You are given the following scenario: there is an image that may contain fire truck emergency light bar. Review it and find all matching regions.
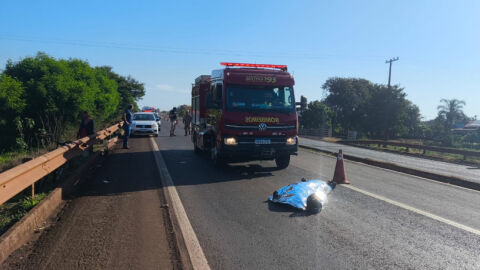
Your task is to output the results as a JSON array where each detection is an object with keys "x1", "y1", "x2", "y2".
[{"x1": 220, "y1": 62, "x2": 287, "y2": 70}]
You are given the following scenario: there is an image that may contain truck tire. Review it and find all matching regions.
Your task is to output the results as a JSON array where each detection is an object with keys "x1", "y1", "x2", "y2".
[
  {"x1": 211, "y1": 144, "x2": 225, "y2": 167},
  {"x1": 275, "y1": 154, "x2": 290, "y2": 169}
]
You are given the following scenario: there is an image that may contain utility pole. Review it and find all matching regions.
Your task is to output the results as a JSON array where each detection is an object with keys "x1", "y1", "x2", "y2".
[{"x1": 385, "y1": 57, "x2": 399, "y2": 87}]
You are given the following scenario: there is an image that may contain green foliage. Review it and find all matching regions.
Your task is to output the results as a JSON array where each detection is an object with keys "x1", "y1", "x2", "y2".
[
  {"x1": 0, "y1": 74, "x2": 27, "y2": 149},
  {"x1": 0, "y1": 74, "x2": 25, "y2": 113},
  {"x1": 300, "y1": 101, "x2": 332, "y2": 129},
  {"x1": 436, "y1": 99, "x2": 468, "y2": 129},
  {"x1": 364, "y1": 85, "x2": 420, "y2": 138},
  {"x1": 21, "y1": 193, "x2": 47, "y2": 209},
  {"x1": 323, "y1": 77, "x2": 373, "y2": 132},
  {"x1": 317, "y1": 77, "x2": 421, "y2": 139},
  {"x1": 0, "y1": 193, "x2": 47, "y2": 235},
  {"x1": 97, "y1": 66, "x2": 145, "y2": 114},
  {"x1": 0, "y1": 52, "x2": 144, "y2": 152},
  {"x1": 176, "y1": 104, "x2": 190, "y2": 117},
  {"x1": 421, "y1": 99, "x2": 475, "y2": 147}
]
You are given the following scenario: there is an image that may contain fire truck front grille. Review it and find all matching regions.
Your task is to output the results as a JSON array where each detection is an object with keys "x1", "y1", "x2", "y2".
[{"x1": 225, "y1": 124, "x2": 296, "y2": 131}]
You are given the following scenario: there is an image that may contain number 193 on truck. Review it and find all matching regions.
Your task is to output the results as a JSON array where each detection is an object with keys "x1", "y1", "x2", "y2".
[{"x1": 191, "y1": 62, "x2": 305, "y2": 169}]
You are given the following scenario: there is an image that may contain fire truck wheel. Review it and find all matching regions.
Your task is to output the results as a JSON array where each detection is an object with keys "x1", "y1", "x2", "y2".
[{"x1": 275, "y1": 154, "x2": 290, "y2": 169}]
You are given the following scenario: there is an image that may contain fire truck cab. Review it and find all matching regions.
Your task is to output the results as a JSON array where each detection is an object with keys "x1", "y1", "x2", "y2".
[{"x1": 191, "y1": 62, "x2": 299, "y2": 169}]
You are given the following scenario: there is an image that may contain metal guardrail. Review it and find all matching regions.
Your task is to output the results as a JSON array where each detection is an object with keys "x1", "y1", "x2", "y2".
[
  {"x1": 299, "y1": 128, "x2": 332, "y2": 138},
  {"x1": 344, "y1": 140, "x2": 480, "y2": 159},
  {"x1": 0, "y1": 122, "x2": 123, "y2": 205},
  {"x1": 299, "y1": 128, "x2": 359, "y2": 140}
]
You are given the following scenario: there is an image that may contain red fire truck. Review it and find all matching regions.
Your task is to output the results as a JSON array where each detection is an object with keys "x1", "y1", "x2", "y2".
[{"x1": 191, "y1": 62, "x2": 303, "y2": 169}]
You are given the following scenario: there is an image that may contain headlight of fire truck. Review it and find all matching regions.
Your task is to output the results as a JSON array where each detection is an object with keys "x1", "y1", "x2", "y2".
[
  {"x1": 224, "y1": 137, "x2": 238, "y2": 146},
  {"x1": 286, "y1": 136, "x2": 297, "y2": 145}
]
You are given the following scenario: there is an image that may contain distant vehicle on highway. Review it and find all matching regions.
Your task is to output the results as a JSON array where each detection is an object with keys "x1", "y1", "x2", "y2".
[
  {"x1": 132, "y1": 112, "x2": 159, "y2": 137},
  {"x1": 141, "y1": 106, "x2": 156, "y2": 112}
]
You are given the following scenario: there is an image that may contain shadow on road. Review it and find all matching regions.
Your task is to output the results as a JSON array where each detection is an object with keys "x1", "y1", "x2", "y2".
[
  {"x1": 266, "y1": 200, "x2": 317, "y2": 217},
  {"x1": 157, "y1": 147, "x2": 279, "y2": 187},
  {"x1": 73, "y1": 137, "x2": 281, "y2": 198}
]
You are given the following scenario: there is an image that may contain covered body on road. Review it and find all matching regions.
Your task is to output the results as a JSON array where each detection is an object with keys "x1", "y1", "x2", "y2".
[{"x1": 269, "y1": 179, "x2": 336, "y2": 213}]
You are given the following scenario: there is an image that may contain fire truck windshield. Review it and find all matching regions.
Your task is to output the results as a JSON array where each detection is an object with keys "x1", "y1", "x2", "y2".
[{"x1": 226, "y1": 85, "x2": 295, "y2": 113}]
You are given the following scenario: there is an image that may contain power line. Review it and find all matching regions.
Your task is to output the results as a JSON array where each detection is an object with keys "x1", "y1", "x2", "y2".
[
  {"x1": 385, "y1": 57, "x2": 399, "y2": 87},
  {"x1": 0, "y1": 35, "x2": 386, "y2": 61}
]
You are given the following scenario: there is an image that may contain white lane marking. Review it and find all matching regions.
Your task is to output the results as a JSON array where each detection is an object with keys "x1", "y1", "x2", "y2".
[
  {"x1": 299, "y1": 146, "x2": 480, "y2": 194},
  {"x1": 342, "y1": 184, "x2": 480, "y2": 236},
  {"x1": 150, "y1": 137, "x2": 211, "y2": 270}
]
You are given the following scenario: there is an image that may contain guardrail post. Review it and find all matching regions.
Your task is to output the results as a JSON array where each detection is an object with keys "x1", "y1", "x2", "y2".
[{"x1": 31, "y1": 183, "x2": 35, "y2": 199}]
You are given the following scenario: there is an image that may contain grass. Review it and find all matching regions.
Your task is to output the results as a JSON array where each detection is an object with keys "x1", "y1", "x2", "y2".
[
  {"x1": 0, "y1": 153, "x2": 90, "y2": 236},
  {"x1": 0, "y1": 148, "x2": 52, "y2": 173},
  {"x1": 0, "y1": 144, "x2": 108, "y2": 236},
  {"x1": 321, "y1": 137, "x2": 342, "y2": 143},
  {"x1": 0, "y1": 193, "x2": 48, "y2": 235},
  {"x1": 0, "y1": 151, "x2": 27, "y2": 172},
  {"x1": 0, "y1": 122, "x2": 121, "y2": 235}
]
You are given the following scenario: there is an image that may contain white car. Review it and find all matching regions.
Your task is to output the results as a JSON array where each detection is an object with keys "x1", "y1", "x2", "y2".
[{"x1": 132, "y1": 112, "x2": 159, "y2": 137}]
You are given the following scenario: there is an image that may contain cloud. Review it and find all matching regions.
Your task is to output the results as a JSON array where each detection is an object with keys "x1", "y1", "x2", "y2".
[
  {"x1": 155, "y1": 84, "x2": 174, "y2": 91},
  {"x1": 154, "y1": 84, "x2": 188, "y2": 94}
]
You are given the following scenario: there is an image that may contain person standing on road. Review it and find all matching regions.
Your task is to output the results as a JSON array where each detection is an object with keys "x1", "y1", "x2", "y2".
[
  {"x1": 169, "y1": 107, "x2": 178, "y2": 136},
  {"x1": 183, "y1": 109, "x2": 192, "y2": 136},
  {"x1": 123, "y1": 104, "x2": 133, "y2": 149},
  {"x1": 77, "y1": 111, "x2": 95, "y2": 139}
]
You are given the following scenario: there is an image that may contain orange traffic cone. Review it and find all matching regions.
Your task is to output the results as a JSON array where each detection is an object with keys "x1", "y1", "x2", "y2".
[{"x1": 332, "y1": 150, "x2": 350, "y2": 184}]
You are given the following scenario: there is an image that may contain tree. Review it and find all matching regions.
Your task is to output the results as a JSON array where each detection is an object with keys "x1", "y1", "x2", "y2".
[
  {"x1": 1, "y1": 52, "x2": 125, "y2": 150},
  {"x1": 364, "y1": 85, "x2": 420, "y2": 139},
  {"x1": 0, "y1": 74, "x2": 26, "y2": 149},
  {"x1": 300, "y1": 101, "x2": 332, "y2": 129},
  {"x1": 322, "y1": 77, "x2": 420, "y2": 139},
  {"x1": 437, "y1": 99, "x2": 467, "y2": 128},
  {"x1": 176, "y1": 104, "x2": 191, "y2": 117},
  {"x1": 97, "y1": 66, "x2": 145, "y2": 113},
  {"x1": 323, "y1": 78, "x2": 374, "y2": 132}
]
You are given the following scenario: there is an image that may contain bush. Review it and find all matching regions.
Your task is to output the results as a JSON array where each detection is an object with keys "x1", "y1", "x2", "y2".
[{"x1": 0, "y1": 52, "x2": 144, "y2": 152}]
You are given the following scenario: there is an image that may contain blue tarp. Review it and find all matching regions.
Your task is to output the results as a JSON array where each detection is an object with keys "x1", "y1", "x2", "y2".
[{"x1": 268, "y1": 179, "x2": 335, "y2": 212}]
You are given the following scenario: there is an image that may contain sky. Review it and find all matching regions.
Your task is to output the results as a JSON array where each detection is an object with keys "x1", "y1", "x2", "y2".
[{"x1": 1, "y1": 0, "x2": 479, "y2": 120}]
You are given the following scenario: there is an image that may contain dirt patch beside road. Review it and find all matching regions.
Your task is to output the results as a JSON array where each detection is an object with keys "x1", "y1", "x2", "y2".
[{"x1": 1, "y1": 137, "x2": 180, "y2": 270}]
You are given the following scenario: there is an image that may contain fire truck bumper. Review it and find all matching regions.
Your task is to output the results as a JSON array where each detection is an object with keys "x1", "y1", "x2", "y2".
[{"x1": 220, "y1": 144, "x2": 298, "y2": 161}]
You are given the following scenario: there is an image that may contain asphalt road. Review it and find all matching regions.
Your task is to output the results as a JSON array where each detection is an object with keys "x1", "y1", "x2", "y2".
[
  {"x1": 1, "y1": 137, "x2": 178, "y2": 270},
  {"x1": 300, "y1": 137, "x2": 480, "y2": 184},
  {"x1": 3, "y1": 123, "x2": 480, "y2": 269},
  {"x1": 158, "y1": 124, "x2": 480, "y2": 269}
]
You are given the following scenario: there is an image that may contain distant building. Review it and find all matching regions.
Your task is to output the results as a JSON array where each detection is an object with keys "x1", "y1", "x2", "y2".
[
  {"x1": 452, "y1": 120, "x2": 480, "y2": 133},
  {"x1": 465, "y1": 120, "x2": 480, "y2": 129}
]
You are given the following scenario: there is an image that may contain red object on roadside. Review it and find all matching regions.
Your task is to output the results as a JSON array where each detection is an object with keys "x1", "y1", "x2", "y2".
[{"x1": 332, "y1": 150, "x2": 350, "y2": 184}]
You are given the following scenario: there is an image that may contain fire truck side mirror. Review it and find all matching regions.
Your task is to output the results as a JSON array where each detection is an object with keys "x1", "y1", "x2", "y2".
[{"x1": 296, "y1": 95, "x2": 307, "y2": 111}]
